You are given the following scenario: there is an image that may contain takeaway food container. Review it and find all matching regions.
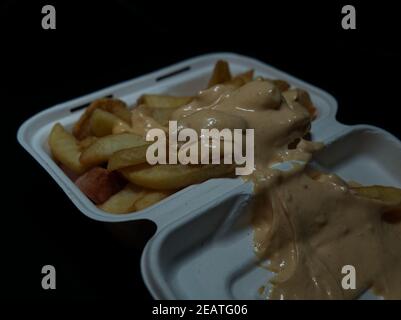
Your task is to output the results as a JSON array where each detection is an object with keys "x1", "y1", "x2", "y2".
[{"x1": 17, "y1": 53, "x2": 401, "y2": 299}]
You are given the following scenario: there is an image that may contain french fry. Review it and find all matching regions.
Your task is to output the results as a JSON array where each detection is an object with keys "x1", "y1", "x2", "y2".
[
  {"x1": 78, "y1": 136, "x2": 98, "y2": 151},
  {"x1": 296, "y1": 89, "x2": 317, "y2": 119},
  {"x1": 80, "y1": 133, "x2": 147, "y2": 167},
  {"x1": 351, "y1": 185, "x2": 401, "y2": 222},
  {"x1": 90, "y1": 109, "x2": 128, "y2": 137},
  {"x1": 351, "y1": 186, "x2": 401, "y2": 206},
  {"x1": 225, "y1": 70, "x2": 254, "y2": 87},
  {"x1": 134, "y1": 100, "x2": 184, "y2": 126},
  {"x1": 272, "y1": 79, "x2": 290, "y2": 92},
  {"x1": 138, "y1": 95, "x2": 193, "y2": 108},
  {"x1": 107, "y1": 145, "x2": 149, "y2": 171},
  {"x1": 99, "y1": 184, "x2": 146, "y2": 214},
  {"x1": 59, "y1": 163, "x2": 81, "y2": 182},
  {"x1": 146, "y1": 107, "x2": 176, "y2": 126},
  {"x1": 73, "y1": 98, "x2": 131, "y2": 140},
  {"x1": 49, "y1": 123, "x2": 87, "y2": 174},
  {"x1": 283, "y1": 89, "x2": 317, "y2": 119},
  {"x1": 137, "y1": 94, "x2": 193, "y2": 126},
  {"x1": 120, "y1": 164, "x2": 235, "y2": 190},
  {"x1": 208, "y1": 60, "x2": 232, "y2": 87},
  {"x1": 134, "y1": 190, "x2": 171, "y2": 211},
  {"x1": 107, "y1": 101, "x2": 132, "y2": 123}
]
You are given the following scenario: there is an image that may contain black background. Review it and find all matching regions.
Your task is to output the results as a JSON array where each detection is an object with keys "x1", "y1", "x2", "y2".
[{"x1": 2, "y1": 0, "x2": 400, "y2": 301}]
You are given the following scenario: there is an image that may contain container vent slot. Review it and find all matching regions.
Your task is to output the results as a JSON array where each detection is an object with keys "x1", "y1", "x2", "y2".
[{"x1": 156, "y1": 66, "x2": 190, "y2": 82}]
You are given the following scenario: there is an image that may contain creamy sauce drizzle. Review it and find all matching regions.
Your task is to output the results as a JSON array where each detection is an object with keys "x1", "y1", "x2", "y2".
[
  {"x1": 126, "y1": 78, "x2": 401, "y2": 299},
  {"x1": 252, "y1": 170, "x2": 401, "y2": 299}
]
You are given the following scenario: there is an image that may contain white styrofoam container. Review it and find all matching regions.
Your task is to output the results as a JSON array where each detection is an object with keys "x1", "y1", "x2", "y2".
[{"x1": 17, "y1": 53, "x2": 401, "y2": 299}]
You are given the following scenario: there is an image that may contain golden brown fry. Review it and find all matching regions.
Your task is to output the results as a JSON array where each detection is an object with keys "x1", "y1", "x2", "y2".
[
  {"x1": 138, "y1": 95, "x2": 193, "y2": 109},
  {"x1": 80, "y1": 133, "x2": 147, "y2": 167},
  {"x1": 272, "y1": 79, "x2": 290, "y2": 92},
  {"x1": 147, "y1": 107, "x2": 177, "y2": 126},
  {"x1": 90, "y1": 109, "x2": 128, "y2": 137},
  {"x1": 208, "y1": 60, "x2": 232, "y2": 87},
  {"x1": 78, "y1": 136, "x2": 98, "y2": 151},
  {"x1": 136, "y1": 95, "x2": 192, "y2": 126},
  {"x1": 283, "y1": 89, "x2": 317, "y2": 119},
  {"x1": 49, "y1": 123, "x2": 87, "y2": 174},
  {"x1": 351, "y1": 185, "x2": 401, "y2": 206},
  {"x1": 134, "y1": 190, "x2": 171, "y2": 211},
  {"x1": 107, "y1": 145, "x2": 149, "y2": 171},
  {"x1": 108, "y1": 102, "x2": 132, "y2": 123},
  {"x1": 72, "y1": 98, "x2": 131, "y2": 140},
  {"x1": 99, "y1": 184, "x2": 146, "y2": 214},
  {"x1": 224, "y1": 70, "x2": 254, "y2": 87},
  {"x1": 120, "y1": 164, "x2": 235, "y2": 190},
  {"x1": 351, "y1": 185, "x2": 401, "y2": 222},
  {"x1": 296, "y1": 89, "x2": 317, "y2": 119}
]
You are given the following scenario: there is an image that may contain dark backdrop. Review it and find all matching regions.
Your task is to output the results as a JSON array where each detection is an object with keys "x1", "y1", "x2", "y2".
[{"x1": 2, "y1": 0, "x2": 400, "y2": 300}]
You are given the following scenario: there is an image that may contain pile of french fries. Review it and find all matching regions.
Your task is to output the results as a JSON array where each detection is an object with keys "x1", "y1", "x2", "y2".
[
  {"x1": 48, "y1": 60, "x2": 401, "y2": 217},
  {"x1": 48, "y1": 61, "x2": 267, "y2": 213}
]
